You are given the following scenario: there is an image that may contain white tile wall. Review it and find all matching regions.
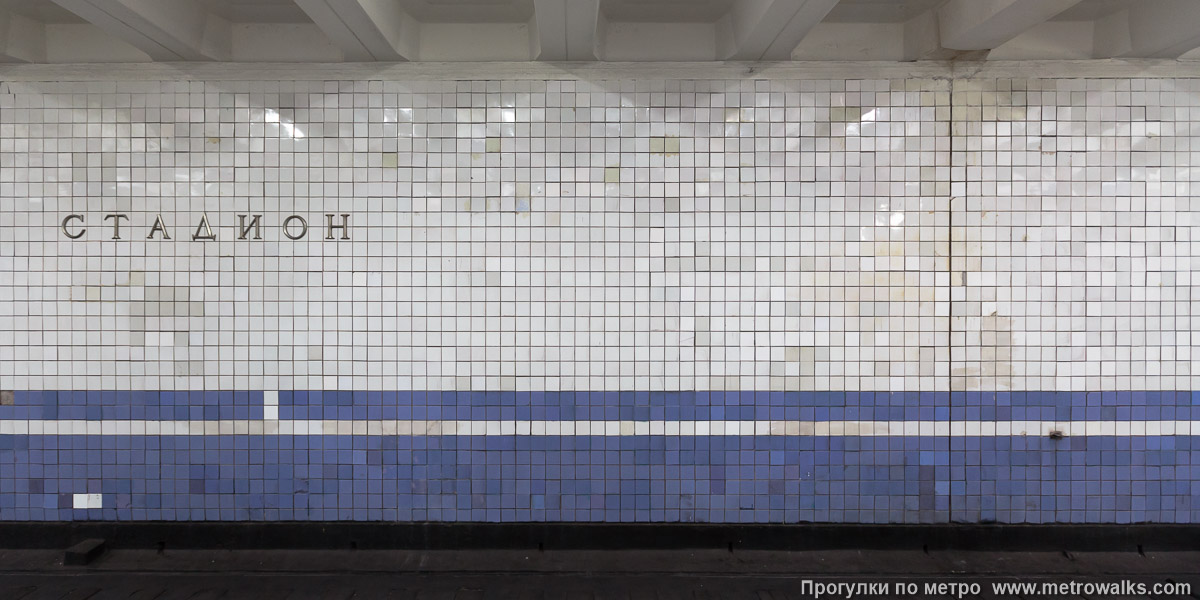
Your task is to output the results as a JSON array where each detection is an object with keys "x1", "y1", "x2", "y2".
[
  {"x1": 0, "y1": 74, "x2": 1195, "y2": 392},
  {"x1": 952, "y1": 78, "x2": 1200, "y2": 392}
]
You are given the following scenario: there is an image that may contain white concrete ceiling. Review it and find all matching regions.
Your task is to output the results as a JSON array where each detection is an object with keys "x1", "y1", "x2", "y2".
[
  {"x1": 198, "y1": 0, "x2": 313, "y2": 23},
  {"x1": 0, "y1": 0, "x2": 1197, "y2": 63},
  {"x1": 824, "y1": 0, "x2": 946, "y2": 23},
  {"x1": 600, "y1": 0, "x2": 739, "y2": 23}
]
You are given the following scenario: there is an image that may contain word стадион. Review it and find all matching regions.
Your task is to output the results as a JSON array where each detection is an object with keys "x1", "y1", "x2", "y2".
[{"x1": 61, "y1": 213, "x2": 352, "y2": 241}]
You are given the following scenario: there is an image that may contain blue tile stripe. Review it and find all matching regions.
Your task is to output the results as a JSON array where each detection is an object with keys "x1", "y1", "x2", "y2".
[
  {"x1": 2, "y1": 391, "x2": 1197, "y2": 523},
  {"x1": 2, "y1": 391, "x2": 1198, "y2": 422},
  {"x1": 0, "y1": 434, "x2": 1195, "y2": 523}
]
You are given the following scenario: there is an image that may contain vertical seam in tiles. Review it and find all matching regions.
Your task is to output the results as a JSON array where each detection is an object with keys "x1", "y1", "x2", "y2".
[
  {"x1": 947, "y1": 74, "x2": 959, "y2": 526},
  {"x1": 948, "y1": 75, "x2": 959, "y2": 398}
]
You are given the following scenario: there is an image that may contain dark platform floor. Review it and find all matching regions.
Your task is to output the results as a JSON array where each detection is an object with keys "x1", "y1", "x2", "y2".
[{"x1": 0, "y1": 548, "x2": 1197, "y2": 599}]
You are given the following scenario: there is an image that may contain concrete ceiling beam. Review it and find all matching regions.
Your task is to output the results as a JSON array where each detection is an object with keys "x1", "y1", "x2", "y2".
[
  {"x1": 0, "y1": 9, "x2": 47, "y2": 62},
  {"x1": 293, "y1": 0, "x2": 416, "y2": 61},
  {"x1": 936, "y1": 0, "x2": 1083, "y2": 51},
  {"x1": 48, "y1": 0, "x2": 229, "y2": 61},
  {"x1": 533, "y1": 0, "x2": 601, "y2": 61},
  {"x1": 1094, "y1": 0, "x2": 1200, "y2": 58},
  {"x1": 721, "y1": 0, "x2": 841, "y2": 60}
]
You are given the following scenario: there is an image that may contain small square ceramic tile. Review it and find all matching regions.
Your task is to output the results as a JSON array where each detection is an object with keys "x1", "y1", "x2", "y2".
[{"x1": 72, "y1": 494, "x2": 103, "y2": 510}]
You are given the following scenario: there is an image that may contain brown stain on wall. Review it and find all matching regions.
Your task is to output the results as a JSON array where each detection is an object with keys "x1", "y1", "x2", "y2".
[{"x1": 952, "y1": 313, "x2": 1013, "y2": 391}]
